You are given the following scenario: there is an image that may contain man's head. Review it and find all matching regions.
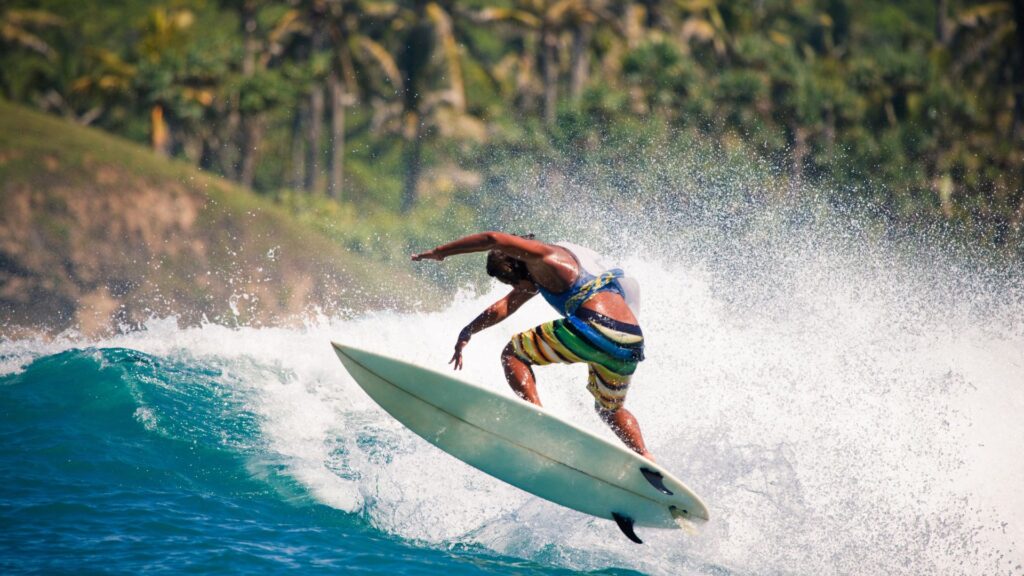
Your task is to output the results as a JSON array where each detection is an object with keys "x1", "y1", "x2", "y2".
[{"x1": 486, "y1": 233, "x2": 536, "y2": 286}]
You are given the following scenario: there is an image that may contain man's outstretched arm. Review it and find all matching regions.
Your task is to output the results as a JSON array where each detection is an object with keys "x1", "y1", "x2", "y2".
[{"x1": 412, "y1": 232, "x2": 551, "y2": 262}]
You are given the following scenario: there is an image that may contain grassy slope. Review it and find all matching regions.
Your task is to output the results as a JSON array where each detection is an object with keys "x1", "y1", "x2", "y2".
[{"x1": 0, "y1": 100, "x2": 433, "y2": 335}]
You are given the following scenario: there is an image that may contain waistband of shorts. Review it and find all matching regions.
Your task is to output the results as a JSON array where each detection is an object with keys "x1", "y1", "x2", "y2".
[
  {"x1": 573, "y1": 308, "x2": 644, "y2": 337},
  {"x1": 565, "y1": 314, "x2": 645, "y2": 362}
]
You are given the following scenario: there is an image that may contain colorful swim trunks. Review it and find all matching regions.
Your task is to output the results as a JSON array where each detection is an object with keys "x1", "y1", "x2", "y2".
[{"x1": 510, "y1": 311, "x2": 644, "y2": 411}]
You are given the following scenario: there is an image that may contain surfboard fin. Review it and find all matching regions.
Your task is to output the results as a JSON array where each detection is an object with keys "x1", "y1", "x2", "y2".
[
  {"x1": 640, "y1": 467, "x2": 674, "y2": 495},
  {"x1": 669, "y1": 506, "x2": 699, "y2": 535},
  {"x1": 611, "y1": 512, "x2": 643, "y2": 544}
]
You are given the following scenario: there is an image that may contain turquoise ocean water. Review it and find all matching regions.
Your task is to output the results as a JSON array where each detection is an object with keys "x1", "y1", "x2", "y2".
[{"x1": 0, "y1": 346, "x2": 637, "y2": 575}]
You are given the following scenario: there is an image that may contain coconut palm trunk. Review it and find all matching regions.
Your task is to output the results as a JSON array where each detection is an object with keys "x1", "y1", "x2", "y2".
[
  {"x1": 401, "y1": 111, "x2": 423, "y2": 213},
  {"x1": 542, "y1": 24, "x2": 558, "y2": 125},
  {"x1": 237, "y1": 0, "x2": 262, "y2": 188},
  {"x1": 239, "y1": 118, "x2": 263, "y2": 189},
  {"x1": 570, "y1": 22, "x2": 592, "y2": 100},
  {"x1": 397, "y1": 2, "x2": 432, "y2": 212},
  {"x1": 305, "y1": 83, "x2": 325, "y2": 193},
  {"x1": 327, "y1": 70, "x2": 346, "y2": 200},
  {"x1": 1012, "y1": 0, "x2": 1024, "y2": 138},
  {"x1": 289, "y1": 103, "x2": 306, "y2": 190},
  {"x1": 304, "y1": 17, "x2": 327, "y2": 194},
  {"x1": 151, "y1": 104, "x2": 172, "y2": 157}
]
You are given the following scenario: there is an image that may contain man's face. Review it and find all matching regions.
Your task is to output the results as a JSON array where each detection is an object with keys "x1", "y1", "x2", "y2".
[
  {"x1": 491, "y1": 252, "x2": 519, "y2": 284},
  {"x1": 514, "y1": 278, "x2": 535, "y2": 291}
]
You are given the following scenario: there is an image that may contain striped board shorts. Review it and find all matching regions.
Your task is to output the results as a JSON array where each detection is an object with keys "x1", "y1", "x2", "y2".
[{"x1": 510, "y1": 313, "x2": 644, "y2": 411}]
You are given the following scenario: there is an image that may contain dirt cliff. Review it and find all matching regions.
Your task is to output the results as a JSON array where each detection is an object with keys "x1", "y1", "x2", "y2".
[{"x1": 0, "y1": 101, "x2": 427, "y2": 336}]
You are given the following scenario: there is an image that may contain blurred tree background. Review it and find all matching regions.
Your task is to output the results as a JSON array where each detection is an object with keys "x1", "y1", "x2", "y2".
[{"x1": 2, "y1": 0, "x2": 1022, "y2": 255}]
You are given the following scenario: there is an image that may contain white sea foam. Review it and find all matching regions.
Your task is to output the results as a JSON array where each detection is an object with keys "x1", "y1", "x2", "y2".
[{"x1": 2, "y1": 202, "x2": 1023, "y2": 575}]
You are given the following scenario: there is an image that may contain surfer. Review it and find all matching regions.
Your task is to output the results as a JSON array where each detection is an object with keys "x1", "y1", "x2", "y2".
[{"x1": 412, "y1": 232, "x2": 653, "y2": 461}]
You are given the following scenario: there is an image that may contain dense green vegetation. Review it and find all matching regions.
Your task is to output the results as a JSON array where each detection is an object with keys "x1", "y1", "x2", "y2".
[{"x1": 2, "y1": 0, "x2": 1022, "y2": 252}]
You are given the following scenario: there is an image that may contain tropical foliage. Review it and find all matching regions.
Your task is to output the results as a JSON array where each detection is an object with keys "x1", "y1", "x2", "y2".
[{"x1": 2, "y1": 0, "x2": 1021, "y2": 252}]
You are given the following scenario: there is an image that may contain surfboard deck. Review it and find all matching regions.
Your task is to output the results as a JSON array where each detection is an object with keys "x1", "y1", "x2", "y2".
[{"x1": 331, "y1": 342, "x2": 709, "y2": 542}]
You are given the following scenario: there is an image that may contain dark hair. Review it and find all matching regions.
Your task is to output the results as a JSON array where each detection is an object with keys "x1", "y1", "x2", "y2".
[{"x1": 485, "y1": 233, "x2": 536, "y2": 285}]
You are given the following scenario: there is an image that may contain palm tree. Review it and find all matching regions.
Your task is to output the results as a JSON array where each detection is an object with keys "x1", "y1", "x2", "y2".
[
  {"x1": 67, "y1": 48, "x2": 137, "y2": 126},
  {"x1": 323, "y1": 0, "x2": 404, "y2": 200},
  {"x1": 274, "y1": 0, "x2": 405, "y2": 197},
  {"x1": 468, "y1": 5, "x2": 541, "y2": 111},
  {"x1": 234, "y1": 0, "x2": 304, "y2": 188},
  {"x1": 136, "y1": 7, "x2": 198, "y2": 156},
  {"x1": 1013, "y1": 0, "x2": 1024, "y2": 139},
  {"x1": 473, "y1": 0, "x2": 617, "y2": 124},
  {"x1": 0, "y1": 8, "x2": 62, "y2": 59},
  {"x1": 304, "y1": 5, "x2": 328, "y2": 194},
  {"x1": 936, "y1": 0, "x2": 1024, "y2": 231},
  {"x1": 390, "y1": 0, "x2": 475, "y2": 212},
  {"x1": 946, "y1": 1, "x2": 1022, "y2": 138},
  {"x1": 0, "y1": 8, "x2": 63, "y2": 99},
  {"x1": 677, "y1": 0, "x2": 732, "y2": 59}
]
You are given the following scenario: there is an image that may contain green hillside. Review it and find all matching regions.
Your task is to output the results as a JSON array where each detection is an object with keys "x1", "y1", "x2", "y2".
[{"x1": 0, "y1": 100, "x2": 432, "y2": 336}]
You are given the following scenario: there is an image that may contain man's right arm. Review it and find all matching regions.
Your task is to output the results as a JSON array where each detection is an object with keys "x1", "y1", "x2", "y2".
[{"x1": 412, "y1": 232, "x2": 551, "y2": 262}]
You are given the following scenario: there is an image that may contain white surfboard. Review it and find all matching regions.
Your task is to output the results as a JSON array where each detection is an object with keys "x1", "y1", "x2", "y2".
[{"x1": 332, "y1": 342, "x2": 709, "y2": 543}]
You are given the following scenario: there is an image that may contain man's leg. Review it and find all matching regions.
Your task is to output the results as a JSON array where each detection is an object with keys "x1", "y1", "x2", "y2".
[
  {"x1": 588, "y1": 365, "x2": 654, "y2": 460},
  {"x1": 501, "y1": 342, "x2": 542, "y2": 406},
  {"x1": 598, "y1": 406, "x2": 654, "y2": 461}
]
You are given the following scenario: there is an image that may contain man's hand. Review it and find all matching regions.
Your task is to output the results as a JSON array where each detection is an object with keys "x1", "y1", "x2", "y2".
[
  {"x1": 449, "y1": 327, "x2": 471, "y2": 370},
  {"x1": 411, "y1": 249, "x2": 443, "y2": 261}
]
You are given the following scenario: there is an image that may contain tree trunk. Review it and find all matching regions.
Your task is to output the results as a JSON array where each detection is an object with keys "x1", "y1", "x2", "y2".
[
  {"x1": 289, "y1": 103, "x2": 306, "y2": 190},
  {"x1": 397, "y1": 4, "x2": 430, "y2": 211},
  {"x1": 239, "y1": 117, "x2": 263, "y2": 189},
  {"x1": 791, "y1": 124, "x2": 807, "y2": 192},
  {"x1": 1012, "y1": 0, "x2": 1024, "y2": 139},
  {"x1": 305, "y1": 83, "x2": 324, "y2": 193},
  {"x1": 640, "y1": 0, "x2": 667, "y2": 30},
  {"x1": 517, "y1": 38, "x2": 537, "y2": 112},
  {"x1": 151, "y1": 104, "x2": 171, "y2": 157},
  {"x1": 624, "y1": 4, "x2": 644, "y2": 48},
  {"x1": 305, "y1": 16, "x2": 327, "y2": 194},
  {"x1": 237, "y1": 0, "x2": 259, "y2": 186},
  {"x1": 936, "y1": 0, "x2": 951, "y2": 46},
  {"x1": 542, "y1": 26, "x2": 558, "y2": 125},
  {"x1": 401, "y1": 111, "x2": 422, "y2": 213},
  {"x1": 199, "y1": 133, "x2": 217, "y2": 171},
  {"x1": 824, "y1": 107, "x2": 836, "y2": 154},
  {"x1": 221, "y1": 104, "x2": 241, "y2": 177},
  {"x1": 425, "y1": 2, "x2": 465, "y2": 112},
  {"x1": 242, "y1": 1, "x2": 258, "y2": 76},
  {"x1": 327, "y1": 71, "x2": 346, "y2": 200},
  {"x1": 570, "y1": 23, "x2": 592, "y2": 101}
]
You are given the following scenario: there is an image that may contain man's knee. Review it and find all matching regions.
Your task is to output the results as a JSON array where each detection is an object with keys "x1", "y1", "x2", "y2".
[
  {"x1": 502, "y1": 341, "x2": 533, "y2": 371},
  {"x1": 596, "y1": 403, "x2": 619, "y2": 421},
  {"x1": 501, "y1": 341, "x2": 518, "y2": 362}
]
